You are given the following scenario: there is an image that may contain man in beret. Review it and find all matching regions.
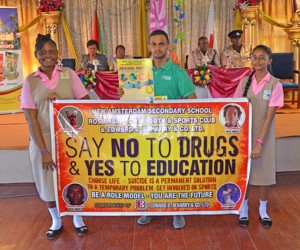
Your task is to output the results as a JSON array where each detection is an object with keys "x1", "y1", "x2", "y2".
[{"x1": 220, "y1": 29, "x2": 252, "y2": 68}]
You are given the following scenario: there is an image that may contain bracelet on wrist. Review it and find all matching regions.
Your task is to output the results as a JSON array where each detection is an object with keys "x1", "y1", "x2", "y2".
[
  {"x1": 255, "y1": 138, "x2": 264, "y2": 145},
  {"x1": 40, "y1": 149, "x2": 48, "y2": 154}
]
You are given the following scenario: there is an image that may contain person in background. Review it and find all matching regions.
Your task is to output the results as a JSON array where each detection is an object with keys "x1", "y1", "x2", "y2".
[
  {"x1": 79, "y1": 39, "x2": 108, "y2": 71},
  {"x1": 21, "y1": 34, "x2": 90, "y2": 240},
  {"x1": 234, "y1": 45, "x2": 284, "y2": 228},
  {"x1": 118, "y1": 29, "x2": 196, "y2": 229},
  {"x1": 188, "y1": 36, "x2": 220, "y2": 68},
  {"x1": 221, "y1": 30, "x2": 252, "y2": 68},
  {"x1": 109, "y1": 45, "x2": 132, "y2": 71},
  {"x1": 168, "y1": 50, "x2": 181, "y2": 66}
]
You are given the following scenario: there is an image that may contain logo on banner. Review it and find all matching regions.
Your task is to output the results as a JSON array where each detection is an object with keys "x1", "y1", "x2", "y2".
[
  {"x1": 219, "y1": 103, "x2": 246, "y2": 133},
  {"x1": 62, "y1": 183, "x2": 88, "y2": 211},
  {"x1": 57, "y1": 106, "x2": 84, "y2": 134},
  {"x1": 216, "y1": 183, "x2": 241, "y2": 210},
  {"x1": 135, "y1": 200, "x2": 148, "y2": 210}
]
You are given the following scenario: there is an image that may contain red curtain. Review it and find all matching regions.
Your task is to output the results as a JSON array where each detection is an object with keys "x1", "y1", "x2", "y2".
[
  {"x1": 94, "y1": 72, "x2": 119, "y2": 99},
  {"x1": 94, "y1": 67, "x2": 253, "y2": 100},
  {"x1": 208, "y1": 66, "x2": 252, "y2": 98}
]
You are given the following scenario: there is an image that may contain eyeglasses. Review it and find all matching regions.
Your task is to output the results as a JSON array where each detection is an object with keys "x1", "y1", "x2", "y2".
[
  {"x1": 37, "y1": 49, "x2": 57, "y2": 56},
  {"x1": 251, "y1": 56, "x2": 268, "y2": 61}
]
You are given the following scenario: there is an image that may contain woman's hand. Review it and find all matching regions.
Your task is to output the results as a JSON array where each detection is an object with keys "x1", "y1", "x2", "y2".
[
  {"x1": 42, "y1": 152, "x2": 57, "y2": 170},
  {"x1": 250, "y1": 143, "x2": 262, "y2": 159},
  {"x1": 45, "y1": 92, "x2": 60, "y2": 101}
]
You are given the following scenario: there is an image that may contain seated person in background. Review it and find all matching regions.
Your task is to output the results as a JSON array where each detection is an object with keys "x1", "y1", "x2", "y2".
[
  {"x1": 168, "y1": 50, "x2": 181, "y2": 66},
  {"x1": 78, "y1": 39, "x2": 108, "y2": 71},
  {"x1": 188, "y1": 36, "x2": 220, "y2": 68},
  {"x1": 221, "y1": 30, "x2": 252, "y2": 68},
  {"x1": 109, "y1": 45, "x2": 132, "y2": 71}
]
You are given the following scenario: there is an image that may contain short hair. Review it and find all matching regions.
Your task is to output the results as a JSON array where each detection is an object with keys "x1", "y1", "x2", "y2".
[
  {"x1": 34, "y1": 34, "x2": 56, "y2": 55},
  {"x1": 115, "y1": 45, "x2": 125, "y2": 53},
  {"x1": 87, "y1": 39, "x2": 99, "y2": 50},
  {"x1": 67, "y1": 183, "x2": 84, "y2": 195},
  {"x1": 223, "y1": 105, "x2": 242, "y2": 119},
  {"x1": 149, "y1": 29, "x2": 169, "y2": 44},
  {"x1": 198, "y1": 36, "x2": 208, "y2": 42}
]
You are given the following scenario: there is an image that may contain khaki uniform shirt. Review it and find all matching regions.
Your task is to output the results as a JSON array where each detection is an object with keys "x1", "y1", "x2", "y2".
[
  {"x1": 188, "y1": 47, "x2": 220, "y2": 68},
  {"x1": 221, "y1": 44, "x2": 252, "y2": 68}
]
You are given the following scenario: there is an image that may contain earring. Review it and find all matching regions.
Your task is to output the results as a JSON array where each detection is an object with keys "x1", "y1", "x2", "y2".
[{"x1": 57, "y1": 57, "x2": 63, "y2": 67}]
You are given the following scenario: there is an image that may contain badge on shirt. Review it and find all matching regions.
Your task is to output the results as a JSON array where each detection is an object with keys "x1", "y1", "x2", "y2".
[
  {"x1": 60, "y1": 71, "x2": 70, "y2": 80},
  {"x1": 263, "y1": 90, "x2": 271, "y2": 100},
  {"x1": 161, "y1": 75, "x2": 171, "y2": 80}
]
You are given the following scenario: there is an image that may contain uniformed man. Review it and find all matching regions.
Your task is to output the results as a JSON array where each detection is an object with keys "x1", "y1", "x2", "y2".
[
  {"x1": 221, "y1": 30, "x2": 252, "y2": 68},
  {"x1": 188, "y1": 36, "x2": 220, "y2": 68}
]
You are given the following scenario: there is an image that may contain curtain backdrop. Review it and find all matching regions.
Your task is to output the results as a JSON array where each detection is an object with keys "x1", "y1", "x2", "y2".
[{"x1": 0, "y1": 0, "x2": 294, "y2": 77}]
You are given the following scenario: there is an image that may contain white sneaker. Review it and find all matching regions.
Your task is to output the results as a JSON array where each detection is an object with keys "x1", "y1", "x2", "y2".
[
  {"x1": 173, "y1": 215, "x2": 185, "y2": 229},
  {"x1": 137, "y1": 216, "x2": 156, "y2": 225}
]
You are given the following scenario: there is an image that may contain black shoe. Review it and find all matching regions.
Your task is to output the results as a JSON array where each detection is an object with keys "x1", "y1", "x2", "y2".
[
  {"x1": 260, "y1": 217, "x2": 272, "y2": 228},
  {"x1": 238, "y1": 217, "x2": 249, "y2": 227},
  {"x1": 46, "y1": 226, "x2": 63, "y2": 240},
  {"x1": 75, "y1": 225, "x2": 88, "y2": 236}
]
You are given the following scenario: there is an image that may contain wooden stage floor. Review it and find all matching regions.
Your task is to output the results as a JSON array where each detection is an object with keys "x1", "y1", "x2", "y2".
[{"x1": 0, "y1": 172, "x2": 299, "y2": 249}]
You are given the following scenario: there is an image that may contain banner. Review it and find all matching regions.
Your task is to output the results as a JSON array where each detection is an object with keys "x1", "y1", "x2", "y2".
[
  {"x1": 0, "y1": 7, "x2": 23, "y2": 113},
  {"x1": 50, "y1": 99, "x2": 251, "y2": 216}
]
